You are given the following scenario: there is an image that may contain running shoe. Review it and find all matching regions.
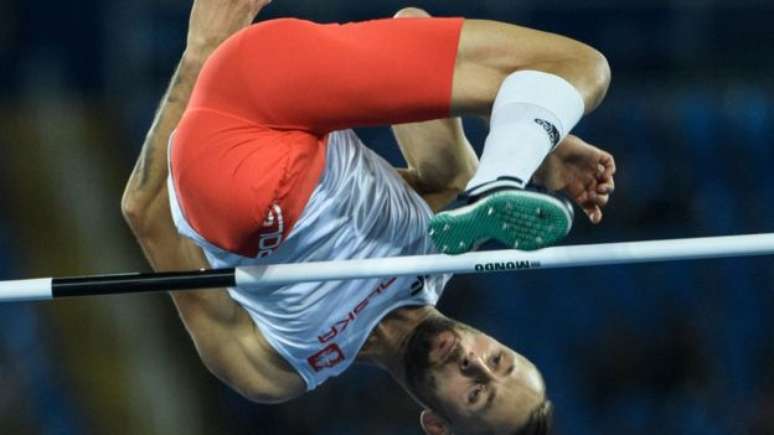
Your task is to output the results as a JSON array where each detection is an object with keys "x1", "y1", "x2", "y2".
[{"x1": 428, "y1": 182, "x2": 574, "y2": 255}]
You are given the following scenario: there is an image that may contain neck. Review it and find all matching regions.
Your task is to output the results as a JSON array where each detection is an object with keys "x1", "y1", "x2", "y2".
[{"x1": 357, "y1": 305, "x2": 444, "y2": 387}]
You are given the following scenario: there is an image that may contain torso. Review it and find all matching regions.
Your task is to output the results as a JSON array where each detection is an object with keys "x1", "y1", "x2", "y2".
[{"x1": 169, "y1": 129, "x2": 451, "y2": 391}]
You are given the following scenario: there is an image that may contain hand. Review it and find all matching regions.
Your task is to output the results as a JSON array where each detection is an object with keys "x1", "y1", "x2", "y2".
[
  {"x1": 532, "y1": 134, "x2": 616, "y2": 224},
  {"x1": 186, "y1": 0, "x2": 271, "y2": 58}
]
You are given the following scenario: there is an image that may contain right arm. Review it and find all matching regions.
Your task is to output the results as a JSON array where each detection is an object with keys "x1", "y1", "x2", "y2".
[{"x1": 121, "y1": 0, "x2": 305, "y2": 404}]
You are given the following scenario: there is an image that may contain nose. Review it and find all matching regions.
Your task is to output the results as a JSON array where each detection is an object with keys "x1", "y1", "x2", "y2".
[{"x1": 460, "y1": 352, "x2": 493, "y2": 379}]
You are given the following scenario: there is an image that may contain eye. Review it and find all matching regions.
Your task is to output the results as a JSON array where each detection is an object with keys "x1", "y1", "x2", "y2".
[
  {"x1": 467, "y1": 385, "x2": 483, "y2": 404},
  {"x1": 493, "y1": 352, "x2": 502, "y2": 367}
]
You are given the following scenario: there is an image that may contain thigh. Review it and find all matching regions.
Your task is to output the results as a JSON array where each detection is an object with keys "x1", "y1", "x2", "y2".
[
  {"x1": 170, "y1": 109, "x2": 326, "y2": 258},
  {"x1": 451, "y1": 19, "x2": 599, "y2": 115},
  {"x1": 196, "y1": 18, "x2": 464, "y2": 134}
]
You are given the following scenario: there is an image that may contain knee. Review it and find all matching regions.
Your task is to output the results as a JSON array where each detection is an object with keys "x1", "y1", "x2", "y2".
[
  {"x1": 394, "y1": 7, "x2": 431, "y2": 18},
  {"x1": 578, "y1": 46, "x2": 612, "y2": 111}
]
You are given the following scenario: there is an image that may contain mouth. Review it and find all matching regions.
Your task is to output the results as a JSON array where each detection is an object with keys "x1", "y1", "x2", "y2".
[{"x1": 432, "y1": 331, "x2": 458, "y2": 364}]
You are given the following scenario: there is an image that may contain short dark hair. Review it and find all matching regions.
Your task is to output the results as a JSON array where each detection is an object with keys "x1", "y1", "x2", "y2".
[{"x1": 514, "y1": 400, "x2": 553, "y2": 435}]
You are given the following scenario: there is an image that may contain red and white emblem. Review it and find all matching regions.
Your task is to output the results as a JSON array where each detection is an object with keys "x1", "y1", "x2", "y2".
[
  {"x1": 257, "y1": 204, "x2": 284, "y2": 257},
  {"x1": 308, "y1": 343, "x2": 345, "y2": 372}
]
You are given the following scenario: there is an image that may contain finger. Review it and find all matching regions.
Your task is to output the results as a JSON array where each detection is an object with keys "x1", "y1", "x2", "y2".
[
  {"x1": 597, "y1": 182, "x2": 614, "y2": 194},
  {"x1": 594, "y1": 193, "x2": 610, "y2": 207},
  {"x1": 587, "y1": 189, "x2": 610, "y2": 207},
  {"x1": 593, "y1": 208, "x2": 603, "y2": 224},
  {"x1": 597, "y1": 166, "x2": 614, "y2": 183},
  {"x1": 596, "y1": 171, "x2": 615, "y2": 192},
  {"x1": 575, "y1": 190, "x2": 590, "y2": 206},
  {"x1": 600, "y1": 153, "x2": 616, "y2": 176},
  {"x1": 583, "y1": 204, "x2": 603, "y2": 224}
]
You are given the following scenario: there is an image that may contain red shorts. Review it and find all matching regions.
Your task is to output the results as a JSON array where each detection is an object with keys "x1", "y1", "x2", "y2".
[{"x1": 170, "y1": 17, "x2": 463, "y2": 257}]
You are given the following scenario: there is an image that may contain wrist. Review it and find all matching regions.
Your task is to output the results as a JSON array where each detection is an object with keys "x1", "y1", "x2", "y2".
[
  {"x1": 553, "y1": 134, "x2": 580, "y2": 157},
  {"x1": 185, "y1": 31, "x2": 235, "y2": 62},
  {"x1": 531, "y1": 153, "x2": 562, "y2": 190}
]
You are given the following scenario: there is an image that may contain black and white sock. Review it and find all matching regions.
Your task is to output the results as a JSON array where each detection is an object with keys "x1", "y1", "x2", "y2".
[{"x1": 465, "y1": 70, "x2": 585, "y2": 196}]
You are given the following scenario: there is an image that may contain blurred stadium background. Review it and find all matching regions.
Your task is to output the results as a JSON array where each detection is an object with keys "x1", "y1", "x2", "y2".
[{"x1": 1, "y1": 0, "x2": 773, "y2": 434}]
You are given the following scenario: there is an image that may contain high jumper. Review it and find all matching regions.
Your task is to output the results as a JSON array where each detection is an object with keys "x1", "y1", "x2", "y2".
[
  {"x1": 3, "y1": 3, "x2": 774, "y2": 433},
  {"x1": 14, "y1": 0, "x2": 617, "y2": 433}
]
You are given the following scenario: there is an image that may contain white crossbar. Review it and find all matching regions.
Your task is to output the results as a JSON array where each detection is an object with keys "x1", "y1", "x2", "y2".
[
  {"x1": 235, "y1": 233, "x2": 774, "y2": 287},
  {"x1": 2, "y1": 233, "x2": 774, "y2": 302}
]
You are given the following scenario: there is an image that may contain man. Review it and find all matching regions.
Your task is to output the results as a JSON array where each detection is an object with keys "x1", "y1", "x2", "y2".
[{"x1": 122, "y1": 1, "x2": 615, "y2": 434}]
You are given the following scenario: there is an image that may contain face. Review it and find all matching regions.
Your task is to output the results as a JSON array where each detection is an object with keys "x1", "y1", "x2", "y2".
[{"x1": 404, "y1": 317, "x2": 546, "y2": 435}]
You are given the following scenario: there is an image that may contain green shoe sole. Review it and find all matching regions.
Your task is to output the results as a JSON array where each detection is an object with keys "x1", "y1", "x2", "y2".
[{"x1": 429, "y1": 190, "x2": 573, "y2": 255}]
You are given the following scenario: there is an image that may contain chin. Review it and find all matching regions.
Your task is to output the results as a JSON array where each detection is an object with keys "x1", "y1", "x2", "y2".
[{"x1": 404, "y1": 316, "x2": 459, "y2": 392}]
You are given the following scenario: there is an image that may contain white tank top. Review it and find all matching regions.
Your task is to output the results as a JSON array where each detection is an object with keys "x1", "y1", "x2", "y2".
[{"x1": 168, "y1": 129, "x2": 451, "y2": 390}]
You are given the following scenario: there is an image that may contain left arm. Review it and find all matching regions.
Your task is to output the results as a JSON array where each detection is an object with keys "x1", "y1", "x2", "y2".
[{"x1": 394, "y1": 124, "x2": 616, "y2": 222}]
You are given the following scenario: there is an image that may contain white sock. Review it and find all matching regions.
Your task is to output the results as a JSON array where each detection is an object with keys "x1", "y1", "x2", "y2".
[{"x1": 465, "y1": 70, "x2": 585, "y2": 195}]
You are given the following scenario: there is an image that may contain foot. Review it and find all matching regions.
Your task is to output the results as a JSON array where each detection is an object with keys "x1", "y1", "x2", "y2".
[{"x1": 428, "y1": 185, "x2": 574, "y2": 255}]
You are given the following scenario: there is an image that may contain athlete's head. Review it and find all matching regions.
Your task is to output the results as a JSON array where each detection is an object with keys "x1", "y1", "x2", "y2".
[{"x1": 403, "y1": 316, "x2": 552, "y2": 435}]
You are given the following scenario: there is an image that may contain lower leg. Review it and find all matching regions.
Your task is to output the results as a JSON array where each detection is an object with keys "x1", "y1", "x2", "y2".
[
  {"x1": 430, "y1": 19, "x2": 611, "y2": 253},
  {"x1": 387, "y1": 12, "x2": 611, "y2": 200},
  {"x1": 451, "y1": 19, "x2": 611, "y2": 193}
]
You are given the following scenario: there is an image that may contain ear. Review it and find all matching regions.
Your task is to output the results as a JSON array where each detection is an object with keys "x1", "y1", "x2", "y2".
[{"x1": 420, "y1": 409, "x2": 449, "y2": 435}]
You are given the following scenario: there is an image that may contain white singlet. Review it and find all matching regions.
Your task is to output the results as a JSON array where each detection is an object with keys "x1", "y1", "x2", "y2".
[{"x1": 168, "y1": 129, "x2": 451, "y2": 390}]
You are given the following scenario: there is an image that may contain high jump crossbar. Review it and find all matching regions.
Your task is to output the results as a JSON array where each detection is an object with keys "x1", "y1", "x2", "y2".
[{"x1": 1, "y1": 232, "x2": 774, "y2": 303}]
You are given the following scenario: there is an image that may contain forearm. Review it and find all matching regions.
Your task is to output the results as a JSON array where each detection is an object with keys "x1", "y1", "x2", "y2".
[
  {"x1": 123, "y1": 0, "x2": 274, "y2": 326},
  {"x1": 123, "y1": 0, "x2": 267, "y2": 218},
  {"x1": 120, "y1": 41, "x2": 241, "y2": 342},
  {"x1": 392, "y1": 117, "x2": 479, "y2": 194},
  {"x1": 120, "y1": 50, "x2": 240, "y2": 318},
  {"x1": 121, "y1": 51, "x2": 204, "y2": 230}
]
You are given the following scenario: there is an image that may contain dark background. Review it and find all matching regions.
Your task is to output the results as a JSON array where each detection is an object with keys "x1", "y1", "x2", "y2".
[{"x1": 1, "y1": 1, "x2": 773, "y2": 434}]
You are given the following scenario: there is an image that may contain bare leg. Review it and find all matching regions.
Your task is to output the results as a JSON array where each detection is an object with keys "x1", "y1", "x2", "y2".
[
  {"x1": 391, "y1": 9, "x2": 611, "y2": 248},
  {"x1": 429, "y1": 14, "x2": 611, "y2": 254},
  {"x1": 451, "y1": 19, "x2": 610, "y2": 115},
  {"x1": 185, "y1": 13, "x2": 611, "y2": 253}
]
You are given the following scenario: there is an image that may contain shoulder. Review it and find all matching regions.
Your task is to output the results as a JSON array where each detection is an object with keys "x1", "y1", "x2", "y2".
[
  {"x1": 222, "y1": 317, "x2": 309, "y2": 404},
  {"x1": 205, "y1": 321, "x2": 308, "y2": 404},
  {"x1": 181, "y1": 291, "x2": 308, "y2": 404}
]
